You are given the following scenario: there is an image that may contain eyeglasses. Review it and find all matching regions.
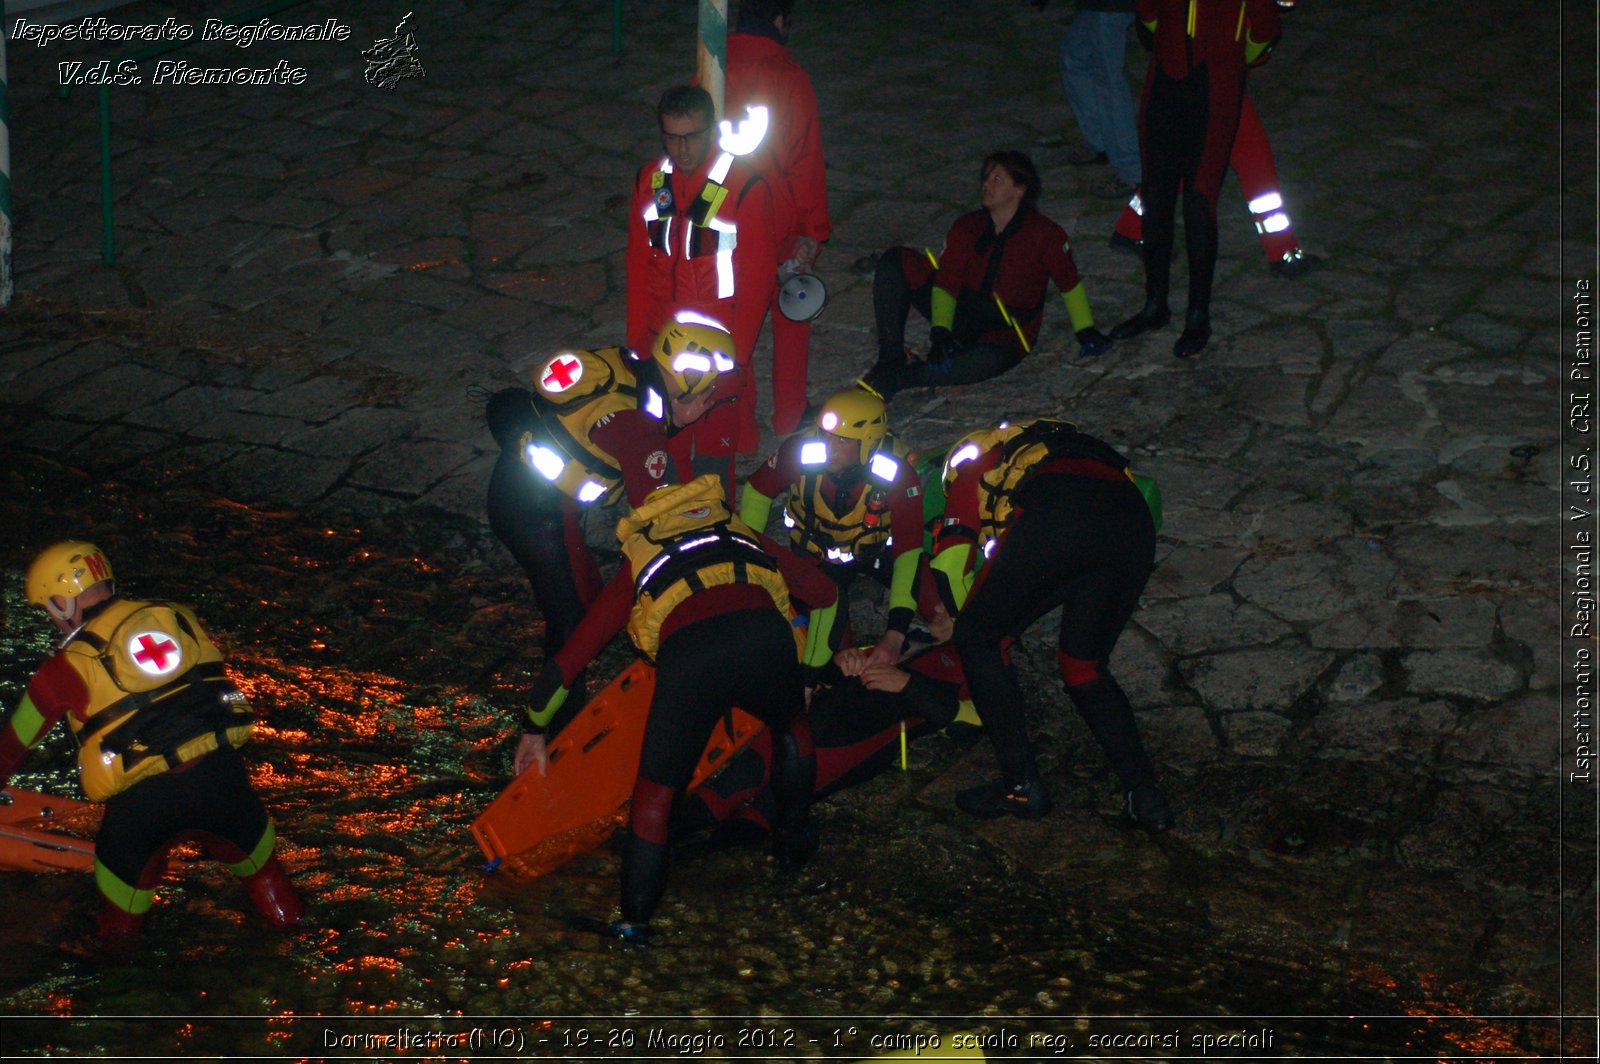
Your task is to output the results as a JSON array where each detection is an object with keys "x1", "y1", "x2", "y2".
[{"x1": 660, "y1": 127, "x2": 710, "y2": 148}]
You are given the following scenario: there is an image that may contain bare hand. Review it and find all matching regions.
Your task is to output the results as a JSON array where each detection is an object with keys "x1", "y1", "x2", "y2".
[
  {"x1": 860, "y1": 663, "x2": 911, "y2": 694},
  {"x1": 864, "y1": 630, "x2": 907, "y2": 669},
  {"x1": 833, "y1": 647, "x2": 870, "y2": 677},
  {"x1": 791, "y1": 236, "x2": 821, "y2": 271},
  {"x1": 514, "y1": 732, "x2": 549, "y2": 778},
  {"x1": 928, "y1": 605, "x2": 955, "y2": 644}
]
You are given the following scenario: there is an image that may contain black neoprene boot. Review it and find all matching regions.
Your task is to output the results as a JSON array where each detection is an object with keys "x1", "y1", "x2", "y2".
[{"x1": 955, "y1": 776, "x2": 1052, "y2": 820}]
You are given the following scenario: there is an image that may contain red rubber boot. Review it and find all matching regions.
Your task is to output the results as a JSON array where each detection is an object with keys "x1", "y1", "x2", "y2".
[{"x1": 240, "y1": 856, "x2": 305, "y2": 928}]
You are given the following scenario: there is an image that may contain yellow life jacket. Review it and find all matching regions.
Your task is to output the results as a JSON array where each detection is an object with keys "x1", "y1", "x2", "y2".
[
  {"x1": 521, "y1": 346, "x2": 662, "y2": 506},
  {"x1": 59, "y1": 598, "x2": 253, "y2": 802},
  {"x1": 783, "y1": 436, "x2": 909, "y2": 567},
  {"x1": 967, "y1": 418, "x2": 1149, "y2": 552},
  {"x1": 618, "y1": 475, "x2": 793, "y2": 660}
]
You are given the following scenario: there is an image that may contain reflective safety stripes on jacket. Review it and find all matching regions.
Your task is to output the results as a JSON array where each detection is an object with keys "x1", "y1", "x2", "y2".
[
  {"x1": 617, "y1": 475, "x2": 794, "y2": 660},
  {"x1": 59, "y1": 598, "x2": 252, "y2": 802},
  {"x1": 782, "y1": 437, "x2": 907, "y2": 566}
]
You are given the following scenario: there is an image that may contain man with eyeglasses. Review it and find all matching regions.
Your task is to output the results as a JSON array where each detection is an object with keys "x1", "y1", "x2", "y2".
[{"x1": 627, "y1": 85, "x2": 779, "y2": 482}]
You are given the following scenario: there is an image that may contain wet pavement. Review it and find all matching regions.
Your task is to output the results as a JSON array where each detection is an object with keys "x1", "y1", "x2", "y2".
[{"x1": 0, "y1": 0, "x2": 1595, "y2": 1059}]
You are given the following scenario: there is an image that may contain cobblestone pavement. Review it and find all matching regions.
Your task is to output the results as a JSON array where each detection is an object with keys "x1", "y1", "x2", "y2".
[{"x1": 0, "y1": 0, "x2": 1595, "y2": 1030}]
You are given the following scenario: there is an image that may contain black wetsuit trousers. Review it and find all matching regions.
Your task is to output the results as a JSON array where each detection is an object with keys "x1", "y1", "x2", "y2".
[
  {"x1": 622, "y1": 607, "x2": 813, "y2": 924},
  {"x1": 951, "y1": 474, "x2": 1157, "y2": 789},
  {"x1": 98, "y1": 743, "x2": 271, "y2": 894},
  {"x1": 1140, "y1": 63, "x2": 1244, "y2": 323},
  {"x1": 485, "y1": 388, "x2": 600, "y2": 711},
  {"x1": 871, "y1": 247, "x2": 1020, "y2": 389}
]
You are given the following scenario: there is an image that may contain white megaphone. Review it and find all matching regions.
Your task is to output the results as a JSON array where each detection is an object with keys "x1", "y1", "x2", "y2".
[{"x1": 777, "y1": 270, "x2": 827, "y2": 322}]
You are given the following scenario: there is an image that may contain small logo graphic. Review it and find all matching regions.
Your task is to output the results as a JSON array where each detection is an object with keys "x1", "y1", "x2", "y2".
[
  {"x1": 363, "y1": 12, "x2": 424, "y2": 90},
  {"x1": 540, "y1": 354, "x2": 584, "y2": 393},
  {"x1": 129, "y1": 632, "x2": 182, "y2": 677},
  {"x1": 683, "y1": 505, "x2": 712, "y2": 519},
  {"x1": 644, "y1": 451, "x2": 669, "y2": 479}
]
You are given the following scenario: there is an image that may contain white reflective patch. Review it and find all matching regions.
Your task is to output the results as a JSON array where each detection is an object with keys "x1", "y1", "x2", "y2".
[
  {"x1": 1248, "y1": 191, "x2": 1284, "y2": 214},
  {"x1": 643, "y1": 203, "x2": 659, "y2": 223},
  {"x1": 643, "y1": 390, "x2": 665, "y2": 420},
  {"x1": 576, "y1": 481, "x2": 607, "y2": 503},
  {"x1": 127, "y1": 631, "x2": 182, "y2": 677},
  {"x1": 675, "y1": 309, "x2": 727, "y2": 331},
  {"x1": 799, "y1": 440, "x2": 827, "y2": 466},
  {"x1": 718, "y1": 105, "x2": 769, "y2": 157},
  {"x1": 709, "y1": 216, "x2": 738, "y2": 233},
  {"x1": 1261, "y1": 212, "x2": 1291, "y2": 234},
  {"x1": 713, "y1": 352, "x2": 736, "y2": 372},
  {"x1": 869, "y1": 453, "x2": 900, "y2": 482},
  {"x1": 783, "y1": 510, "x2": 796, "y2": 527},
  {"x1": 1129, "y1": 194, "x2": 1144, "y2": 215},
  {"x1": 983, "y1": 540, "x2": 997, "y2": 559},
  {"x1": 525, "y1": 443, "x2": 566, "y2": 482},
  {"x1": 948, "y1": 442, "x2": 981, "y2": 471},
  {"x1": 708, "y1": 151, "x2": 735, "y2": 184},
  {"x1": 820, "y1": 411, "x2": 839, "y2": 432},
  {"x1": 716, "y1": 248, "x2": 735, "y2": 298},
  {"x1": 672, "y1": 352, "x2": 714, "y2": 374}
]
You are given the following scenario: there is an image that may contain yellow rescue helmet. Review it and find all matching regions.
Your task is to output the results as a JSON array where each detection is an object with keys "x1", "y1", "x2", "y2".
[
  {"x1": 817, "y1": 386, "x2": 889, "y2": 458},
  {"x1": 26, "y1": 540, "x2": 115, "y2": 608},
  {"x1": 941, "y1": 429, "x2": 993, "y2": 490},
  {"x1": 651, "y1": 310, "x2": 736, "y2": 399}
]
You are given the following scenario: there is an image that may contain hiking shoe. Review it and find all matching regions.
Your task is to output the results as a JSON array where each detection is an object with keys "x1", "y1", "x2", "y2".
[
  {"x1": 772, "y1": 827, "x2": 819, "y2": 874},
  {"x1": 1090, "y1": 173, "x2": 1137, "y2": 200},
  {"x1": 956, "y1": 777, "x2": 1052, "y2": 820},
  {"x1": 605, "y1": 919, "x2": 653, "y2": 946},
  {"x1": 1124, "y1": 784, "x2": 1174, "y2": 833},
  {"x1": 1064, "y1": 145, "x2": 1110, "y2": 166},
  {"x1": 1270, "y1": 248, "x2": 1322, "y2": 279},
  {"x1": 1109, "y1": 231, "x2": 1143, "y2": 256}
]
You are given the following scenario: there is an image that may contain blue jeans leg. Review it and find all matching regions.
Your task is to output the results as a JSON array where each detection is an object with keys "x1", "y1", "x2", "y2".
[
  {"x1": 1090, "y1": 12, "x2": 1142, "y2": 184},
  {"x1": 1058, "y1": 14, "x2": 1105, "y2": 152}
]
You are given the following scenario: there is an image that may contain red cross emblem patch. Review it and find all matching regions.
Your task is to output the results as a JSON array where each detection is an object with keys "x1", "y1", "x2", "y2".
[
  {"x1": 129, "y1": 631, "x2": 182, "y2": 677},
  {"x1": 540, "y1": 354, "x2": 584, "y2": 393},
  {"x1": 644, "y1": 451, "x2": 669, "y2": 479}
]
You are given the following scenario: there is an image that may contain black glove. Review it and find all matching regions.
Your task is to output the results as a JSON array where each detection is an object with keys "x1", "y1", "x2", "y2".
[
  {"x1": 1075, "y1": 326, "x2": 1113, "y2": 359},
  {"x1": 927, "y1": 327, "x2": 959, "y2": 373},
  {"x1": 526, "y1": 664, "x2": 569, "y2": 731}
]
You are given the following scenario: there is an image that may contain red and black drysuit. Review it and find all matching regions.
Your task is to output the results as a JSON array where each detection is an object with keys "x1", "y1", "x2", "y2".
[
  {"x1": 533, "y1": 534, "x2": 837, "y2": 926},
  {"x1": 870, "y1": 207, "x2": 1090, "y2": 392},
  {"x1": 484, "y1": 377, "x2": 692, "y2": 726},
  {"x1": 1112, "y1": 92, "x2": 1304, "y2": 266},
  {"x1": 1131, "y1": 0, "x2": 1280, "y2": 330},
  {"x1": 934, "y1": 430, "x2": 1159, "y2": 794},
  {"x1": 674, "y1": 638, "x2": 974, "y2": 838}
]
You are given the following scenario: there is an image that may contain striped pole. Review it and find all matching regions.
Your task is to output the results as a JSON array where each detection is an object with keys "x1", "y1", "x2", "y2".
[
  {"x1": 696, "y1": 0, "x2": 727, "y2": 120},
  {"x1": 1, "y1": 0, "x2": 14, "y2": 306}
]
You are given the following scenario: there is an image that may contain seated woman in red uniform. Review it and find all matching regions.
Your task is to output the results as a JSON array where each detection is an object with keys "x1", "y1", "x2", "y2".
[{"x1": 861, "y1": 150, "x2": 1112, "y2": 399}]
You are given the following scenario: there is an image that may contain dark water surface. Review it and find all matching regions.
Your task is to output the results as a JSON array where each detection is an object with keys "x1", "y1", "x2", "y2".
[{"x1": 0, "y1": 454, "x2": 1577, "y2": 1060}]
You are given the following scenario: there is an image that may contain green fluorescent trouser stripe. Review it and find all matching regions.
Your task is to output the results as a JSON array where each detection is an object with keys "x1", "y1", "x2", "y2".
[
  {"x1": 95, "y1": 861, "x2": 155, "y2": 915},
  {"x1": 227, "y1": 819, "x2": 276, "y2": 877}
]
